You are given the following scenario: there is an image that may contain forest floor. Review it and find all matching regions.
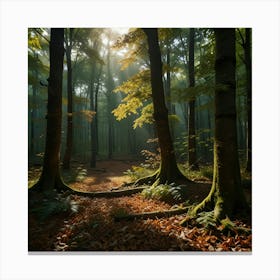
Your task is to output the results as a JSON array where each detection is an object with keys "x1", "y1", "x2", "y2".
[{"x1": 28, "y1": 160, "x2": 252, "y2": 252}]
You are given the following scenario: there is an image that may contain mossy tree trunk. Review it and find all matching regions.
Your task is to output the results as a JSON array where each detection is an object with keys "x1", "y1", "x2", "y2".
[
  {"x1": 188, "y1": 28, "x2": 199, "y2": 170},
  {"x1": 63, "y1": 28, "x2": 74, "y2": 170},
  {"x1": 192, "y1": 28, "x2": 248, "y2": 221},
  {"x1": 142, "y1": 28, "x2": 186, "y2": 184},
  {"x1": 33, "y1": 28, "x2": 67, "y2": 192}
]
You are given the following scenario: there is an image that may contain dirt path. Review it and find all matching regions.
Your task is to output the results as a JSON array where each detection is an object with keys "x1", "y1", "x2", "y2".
[{"x1": 69, "y1": 160, "x2": 138, "y2": 192}]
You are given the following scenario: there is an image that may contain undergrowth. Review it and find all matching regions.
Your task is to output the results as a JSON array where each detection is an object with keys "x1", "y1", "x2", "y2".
[
  {"x1": 123, "y1": 165, "x2": 154, "y2": 181},
  {"x1": 141, "y1": 183, "x2": 182, "y2": 203},
  {"x1": 180, "y1": 164, "x2": 213, "y2": 181},
  {"x1": 30, "y1": 191, "x2": 79, "y2": 221}
]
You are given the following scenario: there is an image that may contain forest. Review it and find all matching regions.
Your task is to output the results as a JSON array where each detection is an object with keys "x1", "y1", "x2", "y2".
[{"x1": 28, "y1": 27, "x2": 252, "y2": 252}]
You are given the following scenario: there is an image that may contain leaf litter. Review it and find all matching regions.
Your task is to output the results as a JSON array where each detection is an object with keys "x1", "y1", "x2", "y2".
[{"x1": 28, "y1": 160, "x2": 251, "y2": 252}]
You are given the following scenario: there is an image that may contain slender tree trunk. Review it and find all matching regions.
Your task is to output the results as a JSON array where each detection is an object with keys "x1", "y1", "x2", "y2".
[
  {"x1": 33, "y1": 28, "x2": 67, "y2": 192},
  {"x1": 127, "y1": 116, "x2": 136, "y2": 155},
  {"x1": 89, "y1": 75, "x2": 97, "y2": 167},
  {"x1": 63, "y1": 28, "x2": 74, "y2": 169},
  {"x1": 188, "y1": 28, "x2": 199, "y2": 170},
  {"x1": 89, "y1": 63, "x2": 101, "y2": 167},
  {"x1": 95, "y1": 78, "x2": 100, "y2": 154},
  {"x1": 106, "y1": 42, "x2": 114, "y2": 159},
  {"x1": 245, "y1": 28, "x2": 252, "y2": 172},
  {"x1": 192, "y1": 28, "x2": 248, "y2": 221},
  {"x1": 30, "y1": 55, "x2": 38, "y2": 156},
  {"x1": 143, "y1": 28, "x2": 187, "y2": 184}
]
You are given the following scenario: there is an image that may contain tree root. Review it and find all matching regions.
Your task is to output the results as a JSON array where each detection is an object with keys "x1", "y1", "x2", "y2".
[
  {"x1": 70, "y1": 186, "x2": 147, "y2": 198},
  {"x1": 29, "y1": 176, "x2": 70, "y2": 194},
  {"x1": 219, "y1": 217, "x2": 252, "y2": 235},
  {"x1": 126, "y1": 171, "x2": 159, "y2": 187},
  {"x1": 114, "y1": 206, "x2": 190, "y2": 222},
  {"x1": 122, "y1": 168, "x2": 192, "y2": 189}
]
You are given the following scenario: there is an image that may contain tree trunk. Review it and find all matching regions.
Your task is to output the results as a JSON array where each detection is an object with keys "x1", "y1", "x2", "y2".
[
  {"x1": 106, "y1": 42, "x2": 114, "y2": 159},
  {"x1": 165, "y1": 44, "x2": 176, "y2": 140},
  {"x1": 63, "y1": 28, "x2": 74, "y2": 169},
  {"x1": 89, "y1": 63, "x2": 101, "y2": 168},
  {"x1": 192, "y1": 28, "x2": 248, "y2": 221},
  {"x1": 245, "y1": 28, "x2": 252, "y2": 172},
  {"x1": 188, "y1": 28, "x2": 199, "y2": 170},
  {"x1": 143, "y1": 28, "x2": 187, "y2": 184},
  {"x1": 30, "y1": 54, "x2": 38, "y2": 156},
  {"x1": 89, "y1": 74, "x2": 97, "y2": 167},
  {"x1": 94, "y1": 65, "x2": 102, "y2": 155},
  {"x1": 32, "y1": 28, "x2": 67, "y2": 192}
]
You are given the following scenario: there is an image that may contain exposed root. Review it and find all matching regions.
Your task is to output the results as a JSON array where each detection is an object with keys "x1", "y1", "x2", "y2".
[
  {"x1": 180, "y1": 193, "x2": 214, "y2": 226},
  {"x1": 70, "y1": 186, "x2": 147, "y2": 198},
  {"x1": 132, "y1": 171, "x2": 159, "y2": 186},
  {"x1": 219, "y1": 217, "x2": 252, "y2": 235},
  {"x1": 29, "y1": 175, "x2": 70, "y2": 194},
  {"x1": 114, "y1": 206, "x2": 190, "y2": 222}
]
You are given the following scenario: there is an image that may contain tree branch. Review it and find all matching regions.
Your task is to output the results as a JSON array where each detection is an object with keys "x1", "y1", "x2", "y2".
[
  {"x1": 34, "y1": 28, "x2": 50, "y2": 43},
  {"x1": 237, "y1": 28, "x2": 245, "y2": 49}
]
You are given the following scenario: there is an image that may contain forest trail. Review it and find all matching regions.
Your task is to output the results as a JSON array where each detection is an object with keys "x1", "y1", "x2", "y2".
[
  {"x1": 28, "y1": 160, "x2": 251, "y2": 252},
  {"x1": 69, "y1": 160, "x2": 137, "y2": 192}
]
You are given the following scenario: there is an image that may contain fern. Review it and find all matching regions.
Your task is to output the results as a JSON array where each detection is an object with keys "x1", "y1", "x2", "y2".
[
  {"x1": 141, "y1": 183, "x2": 182, "y2": 203},
  {"x1": 196, "y1": 211, "x2": 216, "y2": 228},
  {"x1": 31, "y1": 193, "x2": 79, "y2": 221}
]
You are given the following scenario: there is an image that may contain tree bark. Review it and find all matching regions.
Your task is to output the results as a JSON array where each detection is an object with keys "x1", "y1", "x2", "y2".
[
  {"x1": 63, "y1": 28, "x2": 74, "y2": 170},
  {"x1": 32, "y1": 28, "x2": 67, "y2": 192},
  {"x1": 188, "y1": 28, "x2": 199, "y2": 170},
  {"x1": 164, "y1": 44, "x2": 176, "y2": 140},
  {"x1": 143, "y1": 28, "x2": 187, "y2": 184},
  {"x1": 191, "y1": 28, "x2": 248, "y2": 221},
  {"x1": 30, "y1": 53, "x2": 38, "y2": 156},
  {"x1": 245, "y1": 28, "x2": 252, "y2": 172}
]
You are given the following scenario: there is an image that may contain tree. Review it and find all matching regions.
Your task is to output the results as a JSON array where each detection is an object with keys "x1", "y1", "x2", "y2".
[
  {"x1": 32, "y1": 28, "x2": 67, "y2": 192},
  {"x1": 188, "y1": 28, "x2": 199, "y2": 170},
  {"x1": 245, "y1": 29, "x2": 252, "y2": 172},
  {"x1": 29, "y1": 52, "x2": 39, "y2": 156},
  {"x1": 28, "y1": 30, "x2": 49, "y2": 159},
  {"x1": 142, "y1": 28, "x2": 188, "y2": 184},
  {"x1": 89, "y1": 62, "x2": 103, "y2": 167},
  {"x1": 184, "y1": 28, "x2": 248, "y2": 223},
  {"x1": 106, "y1": 38, "x2": 115, "y2": 159},
  {"x1": 63, "y1": 28, "x2": 74, "y2": 169}
]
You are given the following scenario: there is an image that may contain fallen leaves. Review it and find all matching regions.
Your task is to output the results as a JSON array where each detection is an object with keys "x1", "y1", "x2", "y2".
[
  {"x1": 28, "y1": 161, "x2": 252, "y2": 252},
  {"x1": 31, "y1": 194, "x2": 250, "y2": 252}
]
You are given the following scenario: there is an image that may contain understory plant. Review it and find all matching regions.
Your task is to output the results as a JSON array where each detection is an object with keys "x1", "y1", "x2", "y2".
[
  {"x1": 123, "y1": 165, "x2": 153, "y2": 181},
  {"x1": 141, "y1": 182, "x2": 182, "y2": 203},
  {"x1": 30, "y1": 190, "x2": 79, "y2": 221}
]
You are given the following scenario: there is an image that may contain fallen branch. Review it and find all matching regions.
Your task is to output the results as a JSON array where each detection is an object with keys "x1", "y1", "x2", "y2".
[
  {"x1": 71, "y1": 186, "x2": 147, "y2": 198},
  {"x1": 114, "y1": 206, "x2": 190, "y2": 222}
]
